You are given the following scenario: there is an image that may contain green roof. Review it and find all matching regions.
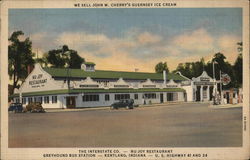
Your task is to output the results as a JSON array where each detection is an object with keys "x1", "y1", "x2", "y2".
[
  {"x1": 84, "y1": 62, "x2": 95, "y2": 65},
  {"x1": 43, "y1": 68, "x2": 187, "y2": 81},
  {"x1": 12, "y1": 88, "x2": 185, "y2": 97}
]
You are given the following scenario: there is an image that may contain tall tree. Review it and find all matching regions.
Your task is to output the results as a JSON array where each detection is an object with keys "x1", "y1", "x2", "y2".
[
  {"x1": 68, "y1": 50, "x2": 85, "y2": 69},
  {"x1": 155, "y1": 62, "x2": 169, "y2": 73},
  {"x1": 233, "y1": 42, "x2": 243, "y2": 87},
  {"x1": 8, "y1": 31, "x2": 35, "y2": 93},
  {"x1": 46, "y1": 45, "x2": 84, "y2": 68}
]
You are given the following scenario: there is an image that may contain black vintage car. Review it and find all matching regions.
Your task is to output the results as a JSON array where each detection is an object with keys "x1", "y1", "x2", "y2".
[
  {"x1": 111, "y1": 99, "x2": 134, "y2": 109},
  {"x1": 8, "y1": 103, "x2": 24, "y2": 113}
]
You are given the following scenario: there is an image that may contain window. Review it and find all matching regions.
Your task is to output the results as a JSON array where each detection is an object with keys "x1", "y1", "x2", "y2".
[
  {"x1": 82, "y1": 94, "x2": 99, "y2": 102},
  {"x1": 16, "y1": 98, "x2": 20, "y2": 103},
  {"x1": 52, "y1": 96, "x2": 57, "y2": 103},
  {"x1": 143, "y1": 93, "x2": 156, "y2": 99},
  {"x1": 96, "y1": 80, "x2": 109, "y2": 87},
  {"x1": 44, "y1": 96, "x2": 49, "y2": 104},
  {"x1": 167, "y1": 93, "x2": 174, "y2": 101},
  {"x1": 34, "y1": 97, "x2": 43, "y2": 103},
  {"x1": 22, "y1": 98, "x2": 26, "y2": 104},
  {"x1": 115, "y1": 94, "x2": 130, "y2": 100},
  {"x1": 134, "y1": 94, "x2": 138, "y2": 100},
  {"x1": 28, "y1": 97, "x2": 33, "y2": 104},
  {"x1": 105, "y1": 94, "x2": 110, "y2": 101}
]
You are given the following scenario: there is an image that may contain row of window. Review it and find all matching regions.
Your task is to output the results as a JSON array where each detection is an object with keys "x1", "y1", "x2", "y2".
[
  {"x1": 167, "y1": 93, "x2": 178, "y2": 101},
  {"x1": 81, "y1": 93, "x2": 163, "y2": 102},
  {"x1": 16, "y1": 93, "x2": 178, "y2": 104},
  {"x1": 115, "y1": 94, "x2": 130, "y2": 100},
  {"x1": 82, "y1": 94, "x2": 133, "y2": 102},
  {"x1": 82, "y1": 95, "x2": 99, "y2": 102},
  {"x1": 143, "y1": 93, "x2": 157, "y2": 99},
  {"x1": 16, "y1": 96, "x2": 57, "y2": 104}
]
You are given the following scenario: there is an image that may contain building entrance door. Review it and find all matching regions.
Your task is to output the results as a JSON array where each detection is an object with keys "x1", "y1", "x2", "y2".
[
  {"x1": 160, "y1": 93, "x2": 164, "y2": 103},
  {"x1": 226, "y1": 92, "x2": 230, "y2": 104},
  {"x1": 209, "y1": 86, "x2": 213, "y2": 101},
  {"x1": 66, "y1": 96, "x2": 76, "y2": 108},
  {"x1": 196, "y1": 86, "x2": 201, "y2": 101},
  {"x1": 184, "y1": 92, "x2": 187, "y2": 102}
]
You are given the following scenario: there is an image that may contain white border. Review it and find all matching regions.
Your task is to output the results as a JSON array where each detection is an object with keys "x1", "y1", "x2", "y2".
[{"x1": 1, "y1": 0, "x2": 249, "y2": 159}]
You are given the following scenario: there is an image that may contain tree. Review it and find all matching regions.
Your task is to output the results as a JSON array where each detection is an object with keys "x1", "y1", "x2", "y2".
[
  {"x1": 233, "y1": 54, "x2": 242, "y2": 87},
  {"x1": 237, "y1": 42, "x2": 243, "y2": 54},
  {"x1": 68, "y1": 50, "x2": 85, "y2": 69},
  {"x1": 155, "y1": 62, "x2": 169, "y2": 73},
  {"x1": 8, "y1": 31, "x2": 35, "y2": 93},
  {"x1": 173, "y1": 58, "x2": 205, "y2": 79},
  {"x1": 35, "y1": 53, "x2": 49, "y2": 67},
  {"x1": 233, "y1": 42, "x2": 243, "y2": 87},
  {"x1": 191, "y1": 58, "x2": 205, "y2": 78},
  {"x1": 174, "y1": 62, "x2": 192, "y2": 79},
  {"x1": 46, "y1": 45, "x2": 85, "y2": 68},
  {"x1": 209, "y1": 52, "x2": 235, "y2": 89}
]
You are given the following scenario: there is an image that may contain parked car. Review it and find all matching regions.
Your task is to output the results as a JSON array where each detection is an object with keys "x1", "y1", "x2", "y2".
[
  {"x1": 24, "y1": 102, "x2": 46, "y2": 113},
  {"x1": 8, "y1": 103, "x2": 24, "y2": 113},
  {"x1": 111, "y1": 99, "x2": 134, "y2": 109}
]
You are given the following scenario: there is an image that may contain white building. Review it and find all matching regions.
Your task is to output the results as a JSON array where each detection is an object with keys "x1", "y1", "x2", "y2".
[
  {"x1": 12, "y1": 63, "x2": 189, "y2": 109},
  {"x1": 177, "y1": 71, "x2": 217, "y2": 102}
]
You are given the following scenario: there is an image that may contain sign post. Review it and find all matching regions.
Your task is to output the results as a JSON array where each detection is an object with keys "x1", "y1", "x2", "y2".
[
  {"x1": 220, "y1": 72, "x2": 231, "y2": 104},
  {"x1": 220, "y1": 71, "x2": 223, "y2": 104}
]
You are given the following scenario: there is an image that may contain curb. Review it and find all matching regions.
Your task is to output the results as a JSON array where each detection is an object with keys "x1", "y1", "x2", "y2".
[
  {"x1": 45, "y1": 102, "x2": 210, "y2": 113},
  {"x1": 45, "y1": 107, "x2": 111, "y2": 113},
  {"x1": 208, "y1": 103, "x2": 243, "y2": 109}
]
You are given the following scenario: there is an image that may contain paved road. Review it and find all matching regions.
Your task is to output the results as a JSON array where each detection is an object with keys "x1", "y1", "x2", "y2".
[{"x1": 9, "y1": 103, "x2": 242, "y2": 147}]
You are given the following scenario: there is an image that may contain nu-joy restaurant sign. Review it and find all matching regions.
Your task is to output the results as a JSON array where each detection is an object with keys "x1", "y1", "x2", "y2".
[{"x1": 29, "y1": 74, "x2": 47, "y2": 88}]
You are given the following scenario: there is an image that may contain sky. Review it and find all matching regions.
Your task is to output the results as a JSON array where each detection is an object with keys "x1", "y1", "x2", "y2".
[{"x1": 9, "y1": 8, "x2": 242, "y2": 72}]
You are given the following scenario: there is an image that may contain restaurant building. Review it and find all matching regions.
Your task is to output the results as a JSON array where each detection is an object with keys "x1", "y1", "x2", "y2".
[{"x1": 12, "y1": 63, "x2": 189, "y2": 108}]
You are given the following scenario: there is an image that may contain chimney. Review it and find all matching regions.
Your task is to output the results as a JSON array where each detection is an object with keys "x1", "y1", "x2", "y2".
[
  {"x1": 81, "y1": 62, "x2": 95, "y2": 72},
  {"x1": 163, "y1": 70, "x2": 167, "y2": 84},
  {"x1": 27, "y1": 65, "x2": 34, "y2": 75}
]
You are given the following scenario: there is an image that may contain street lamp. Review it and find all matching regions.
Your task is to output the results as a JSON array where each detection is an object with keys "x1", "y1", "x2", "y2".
[{"x1": 63, "y1": 50, "x2": 71, "y2": 91}]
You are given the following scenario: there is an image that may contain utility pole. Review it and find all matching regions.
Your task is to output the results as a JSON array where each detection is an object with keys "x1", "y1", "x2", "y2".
[
  {"x1": 220, "y1": 70, "x2": 223, "y2": 104},
  {"x1": 212, "y1": 61, "x2": 217, "y2": 104}
]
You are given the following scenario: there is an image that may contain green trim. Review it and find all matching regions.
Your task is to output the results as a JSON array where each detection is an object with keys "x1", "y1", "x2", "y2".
[
  {"x1": 11, "y1": 88, "x2": 185, "y2": 97},
  {"x1": 11, "y1": 90, "x2": 69, "y2": 97},
  {"x1": 43, "y1": 67, "x2": 187, "y2": 81}
]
